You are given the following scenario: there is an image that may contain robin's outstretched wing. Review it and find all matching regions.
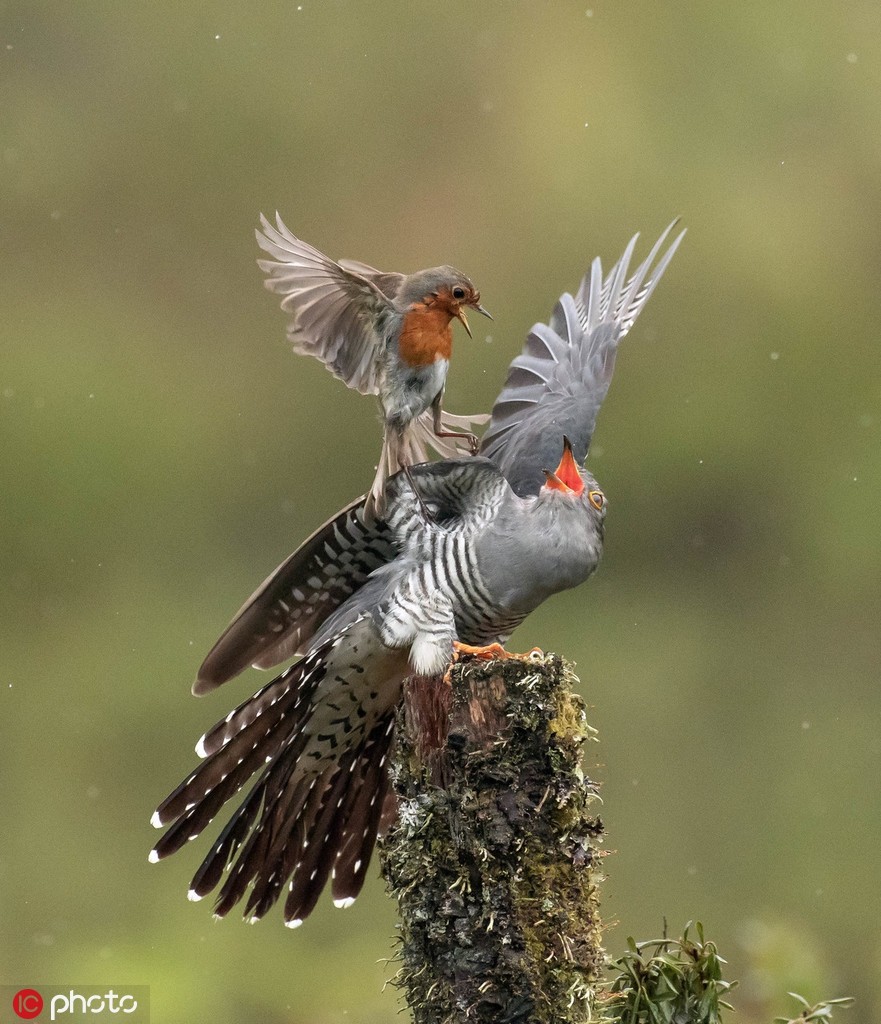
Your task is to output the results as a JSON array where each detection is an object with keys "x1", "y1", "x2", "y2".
[
  {"x1": 337, "y1": 258, "x2": 406, "y2": 302},
  {"x1": 256, "y1": 214, "x2": 402, "y2": 396},
  {"x1": 480, "y1": 220, "x2": 685, "y2": 496}
]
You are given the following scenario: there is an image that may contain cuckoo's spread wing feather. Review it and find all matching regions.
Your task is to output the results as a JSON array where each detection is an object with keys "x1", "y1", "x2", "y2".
[
  {"x1": 480, "y1": 220, "x2": 685, "y2": 496},
  {"x1": 195, "y1": 498, "x2": 396, "y2": 694}
]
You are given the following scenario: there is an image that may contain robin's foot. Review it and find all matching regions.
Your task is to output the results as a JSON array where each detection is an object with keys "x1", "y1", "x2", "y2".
[{"x1": 435, "y1": 429, "x2": 481, "y2": 456}]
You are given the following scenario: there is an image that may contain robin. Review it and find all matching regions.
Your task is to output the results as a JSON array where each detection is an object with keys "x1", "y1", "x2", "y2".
[
  {"x1": 150, "y1": 221, "x2": 684, "y2": 926},
  {"x1": 256, "y1": 213, "x2": 493, "y2": 517}
]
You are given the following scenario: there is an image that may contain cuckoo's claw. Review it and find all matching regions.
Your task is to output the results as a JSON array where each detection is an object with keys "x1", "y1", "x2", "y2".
[
  {"x1": 444, "y1": 641, "x2": 545, "y2": 682},
  {"x1": 455, "y1": 641, "x2": 544, "y2": 661},
  {"x1": 452, "y1": 641, "x2": 509, "y2": 661}
]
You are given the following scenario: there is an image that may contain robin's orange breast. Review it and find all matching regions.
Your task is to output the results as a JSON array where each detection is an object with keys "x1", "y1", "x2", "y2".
[{"x1": 398, "y1": 305, "x2": 454, "y2": 368}]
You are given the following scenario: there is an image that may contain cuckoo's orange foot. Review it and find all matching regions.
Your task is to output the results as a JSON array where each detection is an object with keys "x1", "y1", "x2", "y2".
[
  {"x1": 452, "y1": 641, "x2": 509, "y2": 661},
  {"x1": 443, "y1": 640, "x2": 505, "y2": 683},
  {"x1": 451, "y1": 641, "x2": 545, "y2": 661},
  {"x1": 443, "y1": 642, "x2": 545, "y2": 682}
]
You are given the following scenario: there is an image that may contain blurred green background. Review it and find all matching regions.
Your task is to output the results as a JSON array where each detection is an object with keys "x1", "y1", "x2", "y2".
[{"x1": 3, "y1": 2, "x2": 880, "y2": 1021}]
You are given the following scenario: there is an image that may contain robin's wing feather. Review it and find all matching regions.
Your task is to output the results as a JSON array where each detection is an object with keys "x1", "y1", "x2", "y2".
[
  {"x1": 256, "y1": 214, "x2": 397, "y2": 396},
  {"x1": 194, "y1": 498, "x2": 397, "y2": 694},
  {"x1": 337, "y1": 258, "x2": 406, "y2": 301},
  {"x1": 480, "y1": 220, "x2": 685, "y2": 496}
]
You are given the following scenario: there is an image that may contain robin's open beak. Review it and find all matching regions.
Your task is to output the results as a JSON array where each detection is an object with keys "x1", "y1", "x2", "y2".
[
  {"x1": 541, "y1": 437, "x2": 585, "y2": 495},
  {"x1": 455, "y1": 303, "x2": 492, "y2": 339},
  {"x1": 455, "y1": 308, "x2": 473, "y2": 338}
]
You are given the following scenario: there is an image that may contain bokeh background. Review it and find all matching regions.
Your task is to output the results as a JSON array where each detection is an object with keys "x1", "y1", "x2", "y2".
[{"x1": 3, "y1": 2, "x2": 880, "y2": 1021}]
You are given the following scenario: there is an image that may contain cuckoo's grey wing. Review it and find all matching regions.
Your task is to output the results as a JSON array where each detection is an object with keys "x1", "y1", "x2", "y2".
[
  {"x1": 194, "y1": 498, "x2": 396, "y2": 694},
  {"x1": 480, "y1": 220, "x2": 685, "y2": 497},
  {"x1": 256, "y1": 214, "x2": 397, "y2": 396}
]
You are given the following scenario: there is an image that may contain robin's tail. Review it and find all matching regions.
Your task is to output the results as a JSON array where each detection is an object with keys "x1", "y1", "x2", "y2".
[
  {"x1": 365, "y1": 409, "x2": 489, "y2": 520},
  {"x1": 365, "y1": 430, "x2": 399, "y2": 521},
  {"x1": 149, "y1": 642, "x2": 395, "y2": 926},
  {"x1": 413, "y1": 408, "x2": 490, "y2": 460}
]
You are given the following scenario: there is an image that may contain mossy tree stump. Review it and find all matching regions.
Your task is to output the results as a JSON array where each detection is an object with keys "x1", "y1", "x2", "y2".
[{"x1": 380, "y1": 652, "x2": 604, "y2": 1024}]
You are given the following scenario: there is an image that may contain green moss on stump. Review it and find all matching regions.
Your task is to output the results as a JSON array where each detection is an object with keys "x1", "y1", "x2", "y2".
[{"x1": 380, "y1": 653, "x2": 604, "y2": 1024}]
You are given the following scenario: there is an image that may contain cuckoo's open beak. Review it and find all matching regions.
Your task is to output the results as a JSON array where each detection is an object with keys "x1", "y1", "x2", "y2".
[{"x1": 541, "y1": 437, "x2": 585, "y2": 495}]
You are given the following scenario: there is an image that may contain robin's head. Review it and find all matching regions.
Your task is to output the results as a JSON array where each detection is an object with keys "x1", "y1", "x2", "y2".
[
  {"x1": 540, "y1": 436, "x2": 607, "y2": 520},
  {"x1": 401, "y1": 267, "x2": 493, "y2": 337}
]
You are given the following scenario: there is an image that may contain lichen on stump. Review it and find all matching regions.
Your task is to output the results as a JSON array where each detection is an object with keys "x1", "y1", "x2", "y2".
[{"x1": 379, "y1": 652, "x2": 604, "y2": 1024}]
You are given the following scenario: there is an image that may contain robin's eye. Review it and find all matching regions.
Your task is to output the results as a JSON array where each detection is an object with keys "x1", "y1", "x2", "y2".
[
  {"x1": 588, "y1": 490, "x2": 604, "y2": 511},
  {"x1": 452, "y1": 286, "x2": 466, "y2": 300}
]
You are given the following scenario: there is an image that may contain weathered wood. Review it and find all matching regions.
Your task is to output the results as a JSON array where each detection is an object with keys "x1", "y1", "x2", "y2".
[{"x1": 380, "y1": 652, "x2": 604, "y2": 1024}]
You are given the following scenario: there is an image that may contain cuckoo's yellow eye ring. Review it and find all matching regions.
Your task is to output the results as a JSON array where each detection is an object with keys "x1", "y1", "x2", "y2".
[{"x1": 588, "y1": 490, "x2": 605, "y2": 511}]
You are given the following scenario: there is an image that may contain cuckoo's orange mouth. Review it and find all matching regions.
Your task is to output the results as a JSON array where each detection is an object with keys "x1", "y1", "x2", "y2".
[{"x1": 542, "y1": 437, "x2": 584, "y2": 495}]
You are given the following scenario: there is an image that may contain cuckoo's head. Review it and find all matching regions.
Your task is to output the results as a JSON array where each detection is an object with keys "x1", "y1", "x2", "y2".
[{"x1": 540, "y1": 436, "x2": 607, "y2": 521}]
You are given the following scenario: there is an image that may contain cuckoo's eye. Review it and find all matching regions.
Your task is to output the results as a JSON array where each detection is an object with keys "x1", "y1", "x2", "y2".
[
  {"x1": 451, "y1": 286, "x2": 466, "y2": 300},
  {"x1": 588, "y1": 490, "x2": 605, "y2": 511}
]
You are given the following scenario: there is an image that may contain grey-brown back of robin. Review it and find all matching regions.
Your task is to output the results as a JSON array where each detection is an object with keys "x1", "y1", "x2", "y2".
[{"x1": 256, "y1": 214, "x2": 491, "y2": 517}]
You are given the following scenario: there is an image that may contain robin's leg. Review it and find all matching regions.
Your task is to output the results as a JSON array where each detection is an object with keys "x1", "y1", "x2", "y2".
[
  {"x1": 434, "y1": 428, "x2": 481, "y2": 456},
  {"x1": 432, "y1": 393, "x2": 480, "y2": 455},
  {"x1": 381, "y1": 420, "x2": 435, "y2": 522},
  {"x1": 402, "y1": 462, "x2": 436, "y2": 522}
]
